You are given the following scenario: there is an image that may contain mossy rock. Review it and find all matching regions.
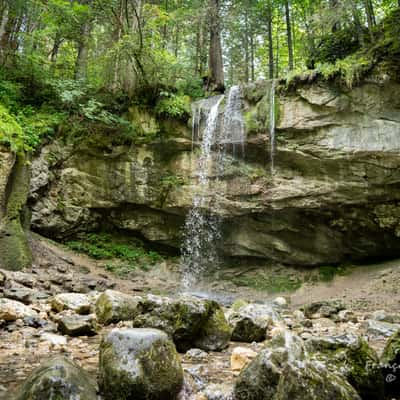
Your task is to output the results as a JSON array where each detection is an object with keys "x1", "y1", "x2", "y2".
[
  {"x1": 228, "y1": 304, "x2": 280, "y2": 343},
  {"x1": 13, "y1": 356, "x2": 97, "y2": 400},
  {"x1": 194, "y1": 302, "x2": 232, "y2": 351},
  {"x1": 99, "y1": 328, "x2": 183, "y2": 400},
  {"x1": 132, "y1": 295, "x2": 231, "y2": 352},
  {"x1": 306, "y1": 334, "x2": 384, "y2": 400},
  {"x1": 95, "y1": 290, "x2": 142, "y2": 325},
  {"x1": 0, "y1": 153, "x2": 32, "y2": 271},
  {"x1": 380, "y1": 329, "x2": 400, "y2": 396},
  {"x1": 235, "y1": 331, "x2": 361, "y2": 400}
]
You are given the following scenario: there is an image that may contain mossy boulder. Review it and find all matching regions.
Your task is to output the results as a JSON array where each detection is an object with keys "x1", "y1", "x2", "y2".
[
  {"x1": 99, "y1": 328, "x2": 183, "y2": 400},
  {"x1": 234, "y1": 330, "x2": 361, "y2": 400},
  {"x1": 0, "y1": 153, "x2": 32, "y2": 271},
  {"x1": 194, "y1": 304, "x2": 232, "y2": 351},
  {"x1": 95, "y1": 290, "x2": 142, "y2": 324},
  {"x1": 13, "y1": 356, "x2": 97, "y2": 400},
  {"x1": 132, "y1": 295, "x2": 231, "y2": 352},
  {"x1": 380, "y1": 329, "x2": 400, "y2": 396},
  {"x1": 227, "y1": 304, "x2": 280, "y2": 342},
  {"x1": 305, "y1": 334, "x2": 384, "y2": 400}
]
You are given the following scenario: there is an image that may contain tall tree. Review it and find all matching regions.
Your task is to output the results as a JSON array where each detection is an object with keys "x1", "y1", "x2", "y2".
[
  {"x1": 74, "y1": 0, "x2": 93, "y2": 80},
  {"x1": 284, "y1": 0, "x2": 294, "y2": 70},
  {"x1": 207, "y1": 0, "x2": 224, "y2": 92}
]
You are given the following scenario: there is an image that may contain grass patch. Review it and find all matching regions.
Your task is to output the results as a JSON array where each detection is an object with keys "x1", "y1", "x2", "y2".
[
  {"x1": 65, "y1": 232, "x2": 162, "y2": 276},
  {"x1": 231, "y1": 273, "x2": 302, "y2": 294}
]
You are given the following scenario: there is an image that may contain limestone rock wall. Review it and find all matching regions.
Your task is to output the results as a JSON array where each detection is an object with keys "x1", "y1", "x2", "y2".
[
  {"x1": 29, "y1": 78, "x2": 400, "y2": 266},
  {"x1": 0, "y1": 147, "x2": 32, "y2": 270}
]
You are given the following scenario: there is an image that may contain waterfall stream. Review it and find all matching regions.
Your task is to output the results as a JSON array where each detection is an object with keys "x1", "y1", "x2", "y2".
[{"x1": 181, "y1": 86, "x2": 245, "y2": 289}]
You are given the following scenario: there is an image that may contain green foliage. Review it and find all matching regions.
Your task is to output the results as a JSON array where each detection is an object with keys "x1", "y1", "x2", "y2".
[
  {"x1": 231, "y1": 273, "x2": 302, "y2": 293},
  {"x1": 0, "y1": 105, "x2": 25, "y2": 152},
  {"x1": 155, "y1": 92, "x2": 191, "y2": 119},
  {"x1": 65, "y1": 232, "x2": 163, "y2": 275},
  {"x1": 318, "y1": 266, "x2": 337, "y2": 282}
]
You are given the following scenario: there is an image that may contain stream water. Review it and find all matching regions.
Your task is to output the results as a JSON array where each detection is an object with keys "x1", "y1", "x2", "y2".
[{"x1": 181, "y1": 86, "x2": 245, "y2": 289}]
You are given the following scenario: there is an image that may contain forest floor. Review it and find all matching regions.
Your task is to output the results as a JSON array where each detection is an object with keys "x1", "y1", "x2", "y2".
[{"x1": 2, "y1": 233, "x2": 400, "y2": 398}]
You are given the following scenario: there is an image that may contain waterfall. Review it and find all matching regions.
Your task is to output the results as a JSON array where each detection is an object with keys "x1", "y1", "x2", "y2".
[
  {"x1": 270, "y1": 80, "x2": 276, "y2": 173},
  {"x1": 181, "y1": 86, "x2": 245, "y2": 289},
  {"x1": 181, "y1": 95, "x2": 224, "y2": 289},
  {"x1": 221, "y1": 85, "x2": 246, "y2": 156}
]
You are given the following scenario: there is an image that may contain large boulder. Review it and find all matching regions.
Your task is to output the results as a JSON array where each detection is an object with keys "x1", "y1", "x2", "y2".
[
  {"x1": 132, "y1": 294, "x2": 231, "y2": 351},
  {"x1": 227, "y1": 303, "x2": 280, "y2": 342},
  {"x1": 99, "y1": 328, "x2": 183, "y2": 400},
  {"x1": 234, "y1": 330, "x2": 361, "y2": 400},
  {"x1": 305, "y1": 334, "x2": 384, "y2": 400},
  {"x1": 0, "y1": 298, "x2": 38, "y2": 321},
  {"x1": 13, "y1": 356, "x2": 97, "y2": 400},
  {"x1": 51, "y1": 293, "x2": 92, "y2": 315},
  {"x1": 95, "y1": 290, "x2": 142, "y2": 324},
  {"x1": 380, "y1": 329, "x2": 400, "y2": 396}
]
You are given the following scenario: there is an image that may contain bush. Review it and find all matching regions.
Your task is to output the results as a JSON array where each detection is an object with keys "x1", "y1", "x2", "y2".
[
  {"x1": 155, "y1": 92, "x2": 190, "y2": 119},
  {"x1": 0, "y1": 105, "x2": 25, "y2": 152}
]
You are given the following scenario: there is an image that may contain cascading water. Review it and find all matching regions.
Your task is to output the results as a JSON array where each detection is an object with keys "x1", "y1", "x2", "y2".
[
  {"x1": 221, "y1": 85, "x2": 246, "y2": 156},
  {"x1": 270, "y1": 80, "x2": 276, "y2": 173},
  {"x1": 181, "y1": 86, "x2": 245, "y2": 289},
  {"x1": 181, "y1": 95, "x2": 224, "y2": 289}
]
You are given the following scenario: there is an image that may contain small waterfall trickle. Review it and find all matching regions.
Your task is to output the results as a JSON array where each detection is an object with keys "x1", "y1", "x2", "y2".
[
  {"x1": 181, "y1": 86, "x2": 245, "y2": 289},
  {"x1": 270, "y1": 80, "x2": 276, "y2": 173}
]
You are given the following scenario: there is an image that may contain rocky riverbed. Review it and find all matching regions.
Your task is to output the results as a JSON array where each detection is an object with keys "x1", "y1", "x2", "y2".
[{"x1": 2, "y1": 235, "x2": 400, "y2": 399}]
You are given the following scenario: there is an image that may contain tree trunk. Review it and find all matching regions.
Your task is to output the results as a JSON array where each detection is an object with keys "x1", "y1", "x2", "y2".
[
  {"x1": 267, "y1": 1, "x2": 274, "y2": 79},
  {"x1": 50, "y1": 33, "x2": 62, "y2": 65},
  {"x1": 207, "y1": 0, "x2": 224, "y2": 93},
  {"x1": 364, "y1": 0, "x2": 376, "y2": 30},
  {"x1": 250, "y1": 31, "x2": 255, "y2": 81},
  {"x1": 330, "y1": 0, "x2": 341, "y2": 32},
  {"x1": 284, "y1": 0, "x2": 294, "y2": 71},
  {"x1": 74, "y1": 0, "x2": 93, "y2": 81},
  {"x1": 244, "y1": 8, "x2": 249, "y2": 83}
]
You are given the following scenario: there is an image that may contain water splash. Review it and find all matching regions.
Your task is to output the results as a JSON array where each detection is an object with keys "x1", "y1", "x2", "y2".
[
  {"x1": 270, "y1": 80, "x2": 276, "y2": 173},
  {"x1": 181, "y1": 95, "x2": 224, "y2": 289}
]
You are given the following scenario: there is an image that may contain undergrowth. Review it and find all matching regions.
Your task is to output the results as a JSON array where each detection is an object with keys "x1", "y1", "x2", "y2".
[{"x1": 65, "y1": 232, "x2": 162, "y2": 277}]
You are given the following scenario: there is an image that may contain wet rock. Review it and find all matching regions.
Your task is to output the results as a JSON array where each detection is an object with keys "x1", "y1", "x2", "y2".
[
  {"x1": 186, "y1": 348, "x2": 209, "y2": 360},
  {"x1": 57, "y1": 313, "x2": 98, "y2": 336},
  {"x1": 303, "y1": 300, "x2": 345, "y2": 319},
  {"x1": 306, "y1": 334, "x2": 384, "y2": 400},
  {"x1": 9, "y1": 271, "x2": 36, "y2": 288},
  {"x1": 0, "y1": 298, "x2": 38, "y2": 321},
  {"x1": 95, "y1": 289, "x2": 142, "y2": 324},
  {"x1": 380, "y1": 329, "x2": 400, "y2": 396},
  {"x1": 133, "y1": 295, "x2": 231, "y2": 352},
  {"x1": 363, "y1": 319, "x2": 400, "y2": 337},
  {"x1": 193, "y1": 305, "x2": 231, "y2": 351},
  {"x1": 51, "y1": 293, "x2": 92, "y2": 315},
  {"x1": 234, "y1": 330, "x2": 360, "y2": 400},
  {"x1": 99, "y1": 328, "x2": 183, "y2": 400},
  {"x1": 231, "y1": 347, "x2": 257, "y2": 372},
  {"x1": 202, "y1": 383, "x2": 234, "y2": 400},
  {"x1": 227, "y1": 304, "x2": 279, "y2": 342},
  {"x1": 13, "y1": 356, "x2": 97, "y2": 400}
]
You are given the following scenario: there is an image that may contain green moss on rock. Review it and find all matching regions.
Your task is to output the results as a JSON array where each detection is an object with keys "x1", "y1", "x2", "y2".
[
  {"x1": 0, "y1": 153, "x2": 32, "y2": 271},
  {"x1": 99, "y1": 328, "x2": 183, "y2": 400}
]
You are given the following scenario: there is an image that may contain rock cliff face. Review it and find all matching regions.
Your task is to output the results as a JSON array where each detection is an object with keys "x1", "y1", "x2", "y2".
[
  {"x1": 29, "y1": 78, "x2": 400, "y2": 267},
  {"x1": 0, "y1": 147, "x2": 31, "y2": 271}
]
